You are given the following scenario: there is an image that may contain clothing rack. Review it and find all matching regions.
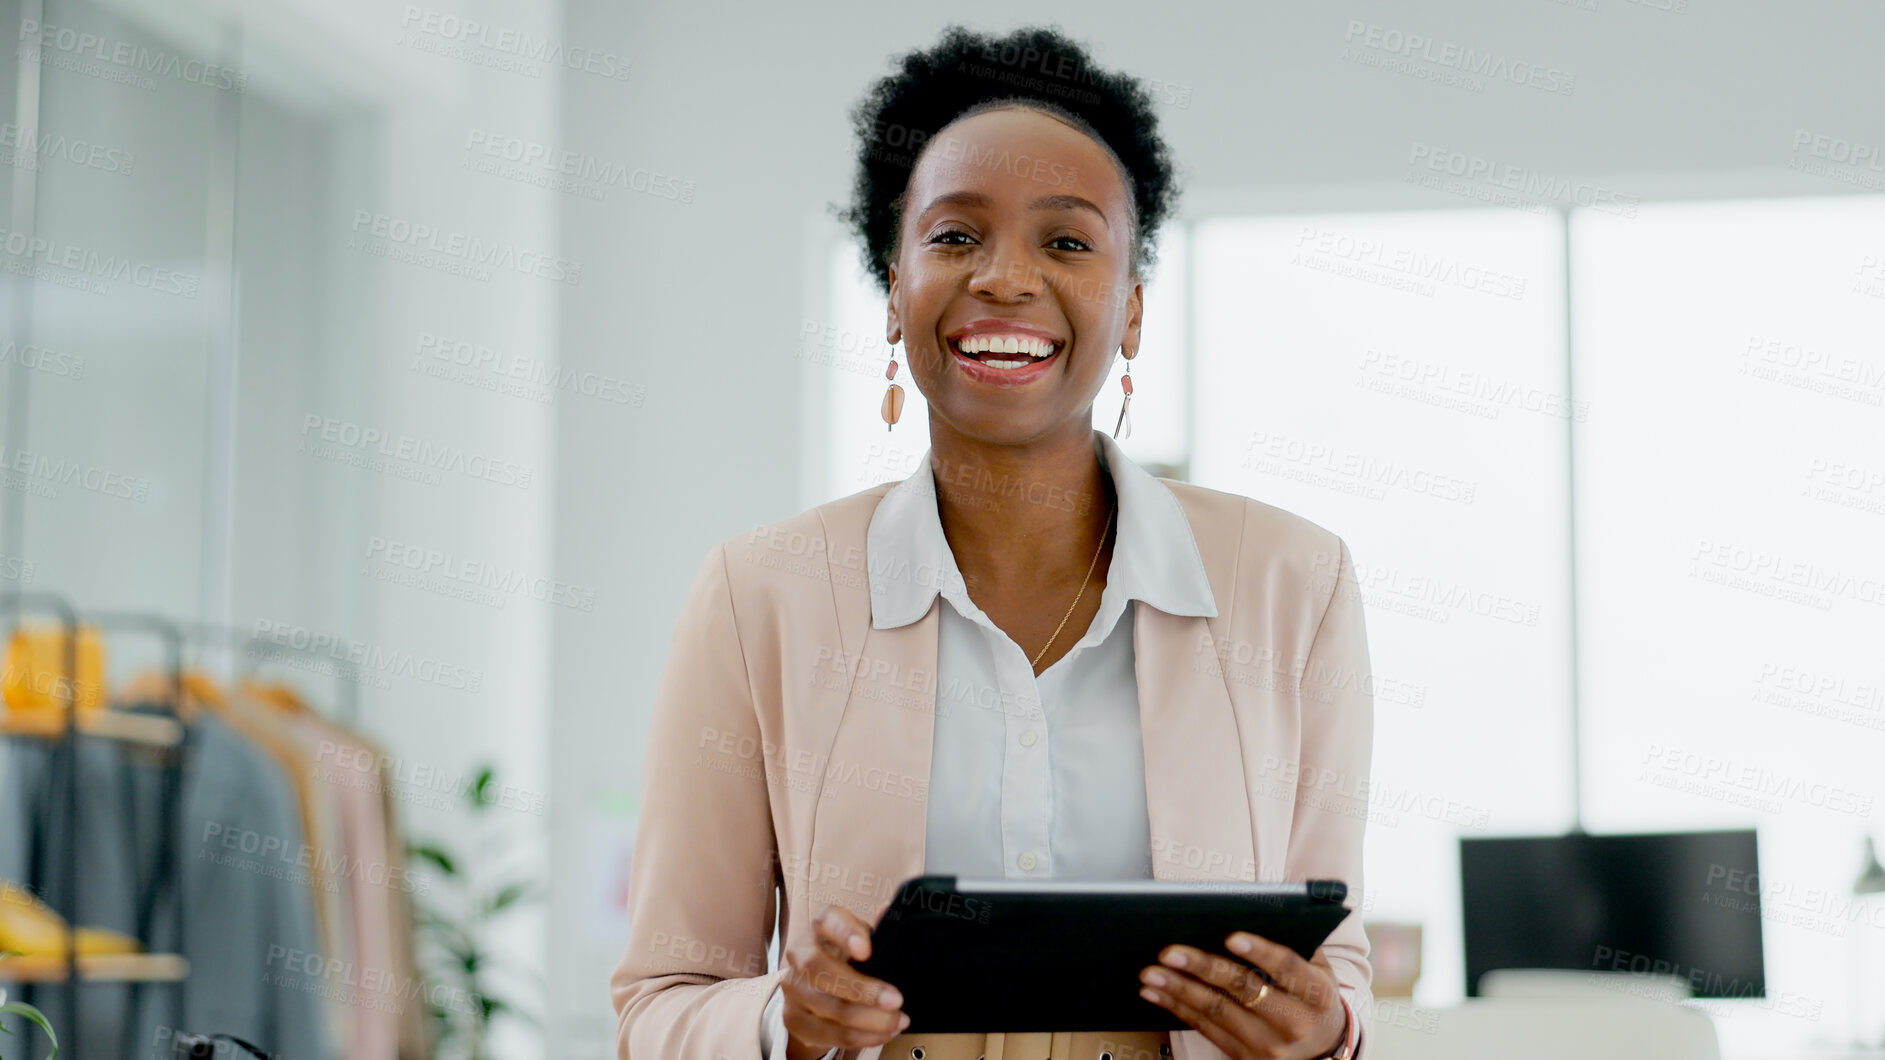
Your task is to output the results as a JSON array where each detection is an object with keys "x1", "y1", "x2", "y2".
[
  {"x1": 164, "y1": 617, "x2": 364, "y2": 726},
  {"x1": 0, "y1": 595, "x2": 192, "y2": 1057},
  {"x1": 1, "y1": 602, "x2": 369, "y2": 1056},
  {"x1": 1, "y1": 601, "x2": 382, "y2": 1058}
]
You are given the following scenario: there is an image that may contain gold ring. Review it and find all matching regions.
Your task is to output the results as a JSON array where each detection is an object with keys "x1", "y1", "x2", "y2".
[{"x1": 1251, "y1": 981, "x2": 1270, "y2": 1008}]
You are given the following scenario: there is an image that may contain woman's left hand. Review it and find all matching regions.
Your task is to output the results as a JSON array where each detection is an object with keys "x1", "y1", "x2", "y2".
[{"x1": 1138, "y1": 933, "x2": 1347, "y2": 1059}]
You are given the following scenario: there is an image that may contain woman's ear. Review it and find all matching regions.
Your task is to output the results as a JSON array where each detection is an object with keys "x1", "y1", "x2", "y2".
[
  {"x1": 885, "y1": 264, "x2": 902, "y2": 347},
  {"x1": 1120, "y1": 279, "x2": 1145, "y2": 360}
]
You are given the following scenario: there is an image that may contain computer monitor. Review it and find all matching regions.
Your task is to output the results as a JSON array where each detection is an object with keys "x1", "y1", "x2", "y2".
[{"x1": 1459, "y1": 829, "x2": 1764, "y2": 998}]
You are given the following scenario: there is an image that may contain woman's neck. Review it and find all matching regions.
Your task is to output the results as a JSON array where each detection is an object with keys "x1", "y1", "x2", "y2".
[{"x1": 925, "y1": 421, "x2": 1116, "y2": 597}]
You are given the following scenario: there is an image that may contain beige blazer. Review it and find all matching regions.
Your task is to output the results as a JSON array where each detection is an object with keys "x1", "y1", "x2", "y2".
[{"x1": 611, "y1": 473, "x2": 1378, "y2": 1060}]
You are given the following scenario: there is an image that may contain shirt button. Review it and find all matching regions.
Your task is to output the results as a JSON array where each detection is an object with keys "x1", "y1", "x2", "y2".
[
  {"x1": 1020, "y1": 729, "x2": 1039, "y2": 747},
  {"x1": 1018, "y1": 851, "x2": 1037, "y2": 871}
]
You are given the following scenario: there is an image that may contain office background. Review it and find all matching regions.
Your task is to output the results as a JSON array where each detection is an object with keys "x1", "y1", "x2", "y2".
[{"x1": 1, "y1": 0, "x2": 1880, "y2": 1057}]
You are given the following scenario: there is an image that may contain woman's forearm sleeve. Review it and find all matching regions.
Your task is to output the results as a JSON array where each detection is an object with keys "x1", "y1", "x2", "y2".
[
  {"x1": 610, "y1": 543, "x2": 789, "y2": 1059},
  {"x1": 1287, "y1": 536, "x2": 1378, "y2": 1055}
]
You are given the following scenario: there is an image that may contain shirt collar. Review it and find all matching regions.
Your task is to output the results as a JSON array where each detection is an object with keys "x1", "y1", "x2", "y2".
[{"x1": 867, "y1": 431, "x2": 1218, "y2": 630}]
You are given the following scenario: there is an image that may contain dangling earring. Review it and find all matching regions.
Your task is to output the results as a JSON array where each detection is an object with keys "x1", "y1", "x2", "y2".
[
  {"x1": 881, "y1": 348, "x2": 905, "y2": 431},
  {"x1": 1111, "y1": 345, "x2": 1134, "y2": 441}
]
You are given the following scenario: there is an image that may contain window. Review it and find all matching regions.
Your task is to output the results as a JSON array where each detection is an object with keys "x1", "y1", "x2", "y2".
[
  {"x1": 1574, "y1": 197, "x2": 1885, "y2": 1033},
  {"x1": 1191, "y1": 209, "x2": 1574, "y2": 1003}
]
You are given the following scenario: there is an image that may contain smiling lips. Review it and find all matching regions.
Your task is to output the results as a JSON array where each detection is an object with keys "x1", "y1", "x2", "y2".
[{"x1": 949, "y1": 332, "x2": 1063, "y2": 370}]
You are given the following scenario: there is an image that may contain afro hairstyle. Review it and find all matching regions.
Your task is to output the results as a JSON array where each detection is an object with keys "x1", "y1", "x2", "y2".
[{"x1": 833, "y1": 24, "x2": 1181, "y2": 297}]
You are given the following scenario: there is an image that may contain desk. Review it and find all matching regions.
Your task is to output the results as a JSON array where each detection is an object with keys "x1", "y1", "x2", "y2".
[{"x1": 1704, "y1": 1001, "x2": 1885, "y2": 1060}]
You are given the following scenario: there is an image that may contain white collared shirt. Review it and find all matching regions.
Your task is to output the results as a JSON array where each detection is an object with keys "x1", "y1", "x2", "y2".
[{"x1": 762, "y1": 431, "x2": 1217, "y2": 1060}]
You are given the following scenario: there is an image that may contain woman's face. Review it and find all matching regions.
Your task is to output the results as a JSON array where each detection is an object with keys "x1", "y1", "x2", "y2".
[{"x1": 886, "y1": 106, "x2": 1143, "y2": 447}]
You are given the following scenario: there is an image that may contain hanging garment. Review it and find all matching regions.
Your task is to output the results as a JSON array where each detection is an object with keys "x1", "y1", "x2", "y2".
[
  {"x1": 252, "y1": 685, "x2": 434, "y2": 1060},
  {"x1": 0, "y1": 731, "x2": 146, "y2": 1058},
  {"x1": 234, "y1": 686, "x2": 358, "y2": 1054},
  {"x1": 273, "y1": 690, "x2": 401, "y2": 1060},
  {"x1": 368, "y1": 737, "x2": 436, "y2": 1060},
  {"x1": 196, "y1": 680, "x2": 341, "y2": 957},
  {"x1": 123, "y1": 702, "x2": 337, "y2": 1060},
  {"x1": 2, "y1": 624, "x2": 107, "y2": 716},
  {"x1": 0, "y1": 877, "x2": 139, "y2": 955}
]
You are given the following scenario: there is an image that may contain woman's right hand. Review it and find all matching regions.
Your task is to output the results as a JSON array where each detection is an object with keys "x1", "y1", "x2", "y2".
[{"x1": 780, "y1": 904, "x2": 909, "y2": 1060}]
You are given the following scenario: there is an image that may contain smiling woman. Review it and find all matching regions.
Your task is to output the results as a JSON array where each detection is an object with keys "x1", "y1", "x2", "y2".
[{"x1": 611, "y1": 23, "x2": 1375, "y2": 1060}]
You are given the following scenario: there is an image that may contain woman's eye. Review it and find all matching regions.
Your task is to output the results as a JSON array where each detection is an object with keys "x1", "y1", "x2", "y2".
[
  {"x1": 930, "y1": 229, "x2": 976, "y2": 245},
  {"x1": 1049, "y1": 235, "x2": 1091, "y2": 252}
]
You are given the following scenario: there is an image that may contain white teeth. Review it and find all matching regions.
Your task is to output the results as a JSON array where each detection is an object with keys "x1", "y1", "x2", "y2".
[
  {"x1": 980, "y1": 358, "x2": 1031, "y2": 369},
  {"x1": 954, "y1": 334, "x2": 1058, "y2": 359}
]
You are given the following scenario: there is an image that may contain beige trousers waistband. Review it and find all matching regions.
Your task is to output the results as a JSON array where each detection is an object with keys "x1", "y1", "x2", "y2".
[{"x1": 873, "y1": 1029, "x2": 1170, "y2": 1060}]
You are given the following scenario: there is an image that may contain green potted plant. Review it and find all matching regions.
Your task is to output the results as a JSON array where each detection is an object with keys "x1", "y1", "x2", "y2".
[
  {"x1": 0, "y1": 971, "x2": 58, "y2": 1059},
  {"x1": 407, "y1": 766, "x2": 540, "y2": 1060}
]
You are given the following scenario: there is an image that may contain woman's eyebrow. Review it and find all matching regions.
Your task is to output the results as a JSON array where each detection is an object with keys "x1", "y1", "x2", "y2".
[{"x1": 918, "y1": 190, "x2": 1110, "y2": 229}]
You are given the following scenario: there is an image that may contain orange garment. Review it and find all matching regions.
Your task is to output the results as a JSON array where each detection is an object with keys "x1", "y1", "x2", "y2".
[
  {"x1": 0, "y1": 878, "x2": 139, "y2": 956},
  {"x1": 3, "y1": 624, "x2": 107, "y2": 715},
  {"x1": 369, "y1": 738, "x2": 434, "y2": 1060}
]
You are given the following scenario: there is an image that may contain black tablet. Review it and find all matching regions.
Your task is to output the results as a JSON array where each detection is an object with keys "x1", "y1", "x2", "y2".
[{"x1": 851, "y1": 875, "x2": 1353, "y2": 1033}]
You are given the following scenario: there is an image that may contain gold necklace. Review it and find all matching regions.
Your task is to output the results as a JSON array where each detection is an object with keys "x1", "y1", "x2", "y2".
[{"x1": 1030, "y1": 500, "x2": 1117, "y2": 671}]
